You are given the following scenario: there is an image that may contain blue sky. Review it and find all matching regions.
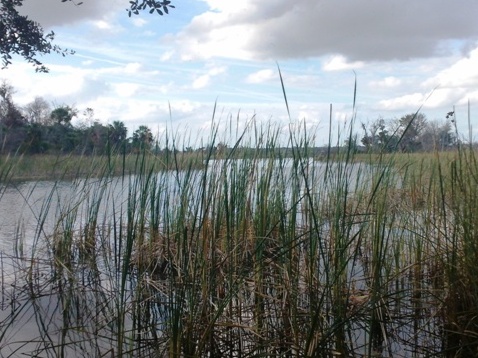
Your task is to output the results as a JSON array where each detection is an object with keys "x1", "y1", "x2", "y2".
[{"x1": 3, "y1": 0, "x2": 478, "y2": 145}]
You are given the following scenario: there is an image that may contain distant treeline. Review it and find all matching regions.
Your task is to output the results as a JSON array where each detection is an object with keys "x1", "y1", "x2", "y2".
[
  {"x1": 0, "y1": 80, "x2": 459, "y2": 156},
  {"x1": 0, "y1": 80, "x2": 159, "y2": 155}
]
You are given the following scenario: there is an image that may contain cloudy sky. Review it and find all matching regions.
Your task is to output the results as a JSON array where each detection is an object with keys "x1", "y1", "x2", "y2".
[{"x1": 3, "y1": 0, "x2": 478, "y2": 145}]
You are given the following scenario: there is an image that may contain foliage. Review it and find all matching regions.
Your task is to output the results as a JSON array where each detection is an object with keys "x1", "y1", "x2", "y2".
[
  {"x1": 127, "y1": 0, "x2": 175, "y2": 17},
  {"x1": 23, "y1": 96, "x2": 52, "y2": 124},
  {"x1": 0, "y1": 79, "x2": 25, "y2": 127},
  {"x1": 361, "y1": 113, "x2": 456, "y2": 153},
  {"x1": 0, "y1": 0, "x2": 74, "y2": 72},
  {"x1": 0, "y1": 0, "x2": 174, "y2": 71},
  {"x1": 361, "y1": 118, "x2": 398, "y2": 152},
  {"x1": 109, "y1": 120, "x2": 128, "y2": 148},
  {"x1": 0, "y1": 81, "x2": 460, "y2": 159},
  {"x1": 397, "y1": 113, "x2": 427, "y2": 152},
  {"x1": 132, "y1": 125, "x2": 153, "y2": 151},
  {"x1": 0, "y1": 87, "x2": 145, "y2": 155},
  {"x1": 50, "y1": 105, "x2": 78, "y2": 125}
]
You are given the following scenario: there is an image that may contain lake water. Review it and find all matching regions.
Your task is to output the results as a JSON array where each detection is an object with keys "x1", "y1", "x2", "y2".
[
  {"x1": 0, "y1": 160, "x2": 372, "y2": 251},
  {"x1": 0, "y1": 160, "x2": 408, "y2": 357}
]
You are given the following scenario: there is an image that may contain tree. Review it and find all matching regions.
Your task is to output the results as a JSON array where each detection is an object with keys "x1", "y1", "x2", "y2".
[
  {"x1": 397, "y1": 113, "x2": 427, "y2": 152},
  {"x1": 85, "y1": 121, "x2": 109, "y2": 154},
  {"x1": 0, "y1": 0, "x2": 73, "y2": 72},
  {"x1": 24, "y1": 122, "x2": 45, "y2": 154},
  {"x1": 0, "y1": 80, "x2": 25, "y2": 127},
  {"x1": 1, "y1": 0, "x2": 175, "y2": 72},
  {"x1": 50, "y1": 105, "x2": 78, "y2": 125},
  {"x1": 132, "y1": 125, "x2": 153, "y2": 151},
  {"x1": 420, "y1": 119, "x2": 456, "y2": 151},
  {"x1": 360, "y1": 118, "x2": 399, "y2": 153},
  {"x1": 23, "y1": 96, "x2": 52, "y2": 124},
  {"x1": 108, "y1": 120, "x2": 128, "y2": 148}
]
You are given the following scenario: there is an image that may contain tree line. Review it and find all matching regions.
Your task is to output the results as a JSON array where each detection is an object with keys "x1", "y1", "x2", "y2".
[
  {"x1": 0, "y1": 80, "x2": 460, "y2": 156},
  {"x1": 356, "y1": 112, "x2": 457, "y2": 153},
  {"x1": 0, "y1": 81, "x2": 154, "y2": 155}
]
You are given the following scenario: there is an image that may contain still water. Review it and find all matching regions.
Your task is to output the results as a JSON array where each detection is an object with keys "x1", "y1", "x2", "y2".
[
  {"x1": 0, "y1": 161, "x2": 389, "y2": 357},
  {"x1": 0, "y1": 160, "x2": 370, "y2": 251}
]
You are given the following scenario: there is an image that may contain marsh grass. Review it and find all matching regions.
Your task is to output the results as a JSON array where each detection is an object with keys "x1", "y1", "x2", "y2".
[
  {"x1": 0, "y1": 152, "x2": 204, "y2": 182},
  {"x1": 1, "y1": 118, "x2": 478, "y2": 356}
]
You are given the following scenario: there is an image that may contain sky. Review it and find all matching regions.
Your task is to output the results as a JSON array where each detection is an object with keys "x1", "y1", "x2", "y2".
[{"x1": 2, "y1": 0, "x2": 478, "y2": 145}]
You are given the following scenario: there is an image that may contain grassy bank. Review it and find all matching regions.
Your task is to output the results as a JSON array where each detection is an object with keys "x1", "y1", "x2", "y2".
[
  {"x1": 0, "y1": 151, "x2": 206, "y2": 182},
  {"x1": 0, "y1": 123, "x2": 477, "y2": 357},
  {"x1": 0, "y1": 148, "x2": 463, "y2": 183}
]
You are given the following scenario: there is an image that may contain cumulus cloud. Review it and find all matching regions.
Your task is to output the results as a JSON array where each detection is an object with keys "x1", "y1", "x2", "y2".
[
  {"x1": 423, "y1": 47, "x2": 478, "y2": 88},
  {"x1": 376, "y1": 86, "x2": 468, "y2": 112},
  {"x1": 169, "y1": 0, "x2": 478, "y2": 62}
]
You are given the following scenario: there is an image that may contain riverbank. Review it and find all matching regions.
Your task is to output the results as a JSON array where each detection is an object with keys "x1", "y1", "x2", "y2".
[{"x1": 0, "y1": 151, "x2": 206, "y2": 182}]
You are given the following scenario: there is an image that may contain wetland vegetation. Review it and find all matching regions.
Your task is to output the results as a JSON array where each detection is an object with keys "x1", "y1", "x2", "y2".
[{"x1": 1, "y1": 116, "x2": 478, "y2": 357}]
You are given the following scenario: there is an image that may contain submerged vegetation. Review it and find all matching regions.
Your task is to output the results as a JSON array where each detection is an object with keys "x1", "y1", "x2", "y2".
[{"x1": 0, "y1": 116, "x2": 478, "y2": 357}]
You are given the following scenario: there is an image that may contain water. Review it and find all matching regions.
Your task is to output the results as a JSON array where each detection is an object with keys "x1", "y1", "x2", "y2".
[
  {"x1": 0, "y1": 160, "x2": 438, "y2": 357},
  {"x1": 0, "y1": 160, "x2": 372, "y2": 248}
]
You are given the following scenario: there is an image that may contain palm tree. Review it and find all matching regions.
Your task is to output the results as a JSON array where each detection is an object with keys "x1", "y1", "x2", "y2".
[
  {"x1": 132, "y1": 125, "x2": 153, "y2": 152},
  {"x1": 108, "y1": 121, "x2": 128, "y2": 149}
]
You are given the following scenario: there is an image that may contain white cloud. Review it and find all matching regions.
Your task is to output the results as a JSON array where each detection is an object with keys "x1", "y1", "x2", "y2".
[
  {"x1": 124, "y1": 62, "x2": 142, "y2": 74},
  {"x1": 192, "y1": 75, "x2": 211, "y2": 89},
  {"x1": 93, "y1": 20, "x2": 113, "y2": 30},
  {"x1": 369, "y1": 76, "x2": 402, "y2": 88},
  {"x1": 1, "y1": 63, "x2": 88, "y2": 102},
  {"x1": 423, "y1": 47, "x2": 478, "y2": 89},
  {"x1": 172, "y1": 24, "x2": 255, "y2": 61},
  {"x1": 114, "y1": 83, "x2": 140, "y2": 97},
  {"x1": 246, "y1": 69, "x2": 277, "y2": 84},
  {"x1": 323, "y1": 56, "x2": 364, "y2": 72},
  {"x1": 378, "y1": 93, "x2": 426, "y2": 111},
  {"x1": 160, "y1": 51, "x2": 174, "y2": 62},
  {"x1": 132, "y1": 18, "x2": 148, "y2": 27},
  {"x1": 376, "y1": 89, "x2": 460, "y2": 111},
  {"x1": 370, "y1": 45, "x2": 478, "y2": 113},
  {"x1": 191, "y1": 66, "x2": 226, "y2": 89}
]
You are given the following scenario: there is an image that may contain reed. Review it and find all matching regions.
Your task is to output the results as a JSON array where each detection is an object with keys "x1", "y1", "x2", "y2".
[
  {"x1": 0, "y1": 152, "x2": 205, "y2": 182},
  {"x1": 1, "y1": 110, "x2": 478, "y2": 357}
]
